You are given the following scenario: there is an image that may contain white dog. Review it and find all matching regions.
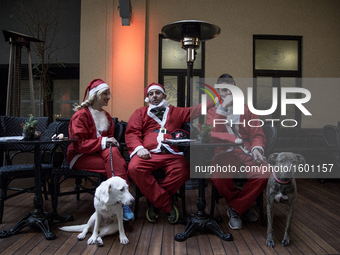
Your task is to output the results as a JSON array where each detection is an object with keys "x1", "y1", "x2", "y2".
[{"x1": 59, "y1": 176, "x2": 135, "y2": 246}]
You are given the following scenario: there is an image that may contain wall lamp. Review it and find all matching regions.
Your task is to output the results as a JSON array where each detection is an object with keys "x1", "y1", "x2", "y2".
[{"x1": 119, "y1": 0, "x2": 132, "y2": 26}]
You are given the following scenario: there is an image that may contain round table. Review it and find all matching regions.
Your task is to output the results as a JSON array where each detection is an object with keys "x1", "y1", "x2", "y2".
[
  {"x1": 163, "y1": 140, "x2": 243, "y2": 241},
  {"x1": 0, "y1": 138, "x2": 74, "y2": 240}
]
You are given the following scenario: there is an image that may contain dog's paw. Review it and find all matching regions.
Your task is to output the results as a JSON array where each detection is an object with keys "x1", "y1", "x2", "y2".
[
  {"x1": 77, "y1": 233, "x2": 86, "y2": 240},
  {"x1": 87, "y1": 236, "x2": 96, "y2": 245},
  {"x1": 120, "y1": 236, "x2": 129, "y2": 245},
  {"x1": 282, "y1": 238, "x2": 290, "y2": 247},
  {"x1": 266, "y1": 239, "x2": 275, "y2": 248},
  {"x1": 87, "y1": 237, "x2": 96, "y2": 245},
  {"x1": 87, "y1": 235, "x2": 102, "y2": 245},
  {"x1": 96, "y1": 237, "x2": 104, "y2": 246}
]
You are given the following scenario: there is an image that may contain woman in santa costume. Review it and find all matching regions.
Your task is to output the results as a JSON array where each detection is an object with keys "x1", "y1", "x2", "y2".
[
  {"x1": 125, "y1": 83, "x2": 214, "y2": 224},
  {"x1": 67, "y1": 78, "x2": 134, "y2": 221},
  {"x1": 207, "y1": 73, "x2": 270, "y2": 230}
]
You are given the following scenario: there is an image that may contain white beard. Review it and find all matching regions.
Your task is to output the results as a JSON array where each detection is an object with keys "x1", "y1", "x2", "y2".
[{"x1": 89, "y1": 106, "x2": 109, "y2": 134}]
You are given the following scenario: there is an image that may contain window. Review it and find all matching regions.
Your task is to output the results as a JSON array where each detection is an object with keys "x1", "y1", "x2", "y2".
[
  {"x1": 253, "y1": 35, "x2": 302, "y2": 127},
  {"x1": 158, "y1": 34, "x2": 205, "y2": 107}
]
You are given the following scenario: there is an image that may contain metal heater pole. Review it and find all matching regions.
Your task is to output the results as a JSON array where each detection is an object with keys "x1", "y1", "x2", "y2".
[
  {"x1": 186, "y1": 48, "x2": 195, "y2": 107},
  {"x1": 6, "y1": 42, "x2": 14, "y2": 116}
]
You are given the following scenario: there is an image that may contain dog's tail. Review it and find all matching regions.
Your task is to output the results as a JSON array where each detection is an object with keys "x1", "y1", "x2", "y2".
[{"x1": 59, "y1": 224, "x2": 87, "y2": 232}]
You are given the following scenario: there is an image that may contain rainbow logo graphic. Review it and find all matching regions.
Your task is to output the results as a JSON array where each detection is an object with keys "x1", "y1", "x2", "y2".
[
  {"x1": 197, "y1": 82, "x2": 222, "y2": 115},
  {"x1": 197, "y1": 82, "x2": 222, "y2": 105}
]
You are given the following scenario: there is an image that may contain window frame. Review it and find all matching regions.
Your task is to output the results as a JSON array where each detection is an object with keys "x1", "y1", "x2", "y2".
[{"x1": 253, "y1": 35, "x2": 302, "y2": 128}]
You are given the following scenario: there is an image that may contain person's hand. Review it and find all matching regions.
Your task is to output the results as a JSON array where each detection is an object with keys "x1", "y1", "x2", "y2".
[
  {"x1": 137, "y1": 148, "x2": 151, "y2": 159},
  {"x1": 252, "y1": 148, "x2": 264, "y2": 163},
  {"x1": 106, "y1": 137, "x2": 118, "y2": 147},
  {"x1": 222, "y1": 94, "x2": 233, "y2": 108}
]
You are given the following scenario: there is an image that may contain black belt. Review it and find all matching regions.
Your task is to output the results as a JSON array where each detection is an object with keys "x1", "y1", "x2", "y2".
[{"x1": 152, "y1": 128, "x2": 170, "y2": 134}]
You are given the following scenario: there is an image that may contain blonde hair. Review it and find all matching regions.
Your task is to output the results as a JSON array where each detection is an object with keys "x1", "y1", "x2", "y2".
[{"x1": 73, "y1": 87, "x2": 110, "y2": 111}]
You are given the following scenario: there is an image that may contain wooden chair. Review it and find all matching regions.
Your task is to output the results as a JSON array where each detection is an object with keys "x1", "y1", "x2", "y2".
[
  {"x1": 321, "y1": 124, "x2": 340, "y2": 169},
  {"x1": 133, "y1": 122, "x2": 195, "y2": 219},
  {"x1": 0, "y1": 116, "x2": 50, "y2": 223},
  {"x1": 51, "y1": 118, "x2": 126, "y2": 215},
  {"x1": 0, "y1": 116, "x2": 49, "y2": 165},
  {"x1": 134, "y1": 171, "x2": 187, "y2": 219},
  {"x1": 210, "y1": 124, "x2": 277, "y2": 226}
]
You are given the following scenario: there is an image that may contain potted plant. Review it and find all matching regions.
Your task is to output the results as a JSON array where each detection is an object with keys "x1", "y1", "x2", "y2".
[
  {"x1": 196, "y1": 123, "x2": 212, "y2": 143},
  {"x1": 21, "y1": 115, "x2": 37, "y2": 140}
]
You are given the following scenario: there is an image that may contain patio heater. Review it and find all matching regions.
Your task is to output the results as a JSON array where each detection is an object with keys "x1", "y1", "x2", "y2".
[
  {"x1": 162, "y1": 21, "x2": 232, "y2": 242},
  {"x1": 161, "y1": 20, "x2": 220, "y2": 107},
  {"x1": 3, "y1": 30, "x2": 43, "y2": 117}
]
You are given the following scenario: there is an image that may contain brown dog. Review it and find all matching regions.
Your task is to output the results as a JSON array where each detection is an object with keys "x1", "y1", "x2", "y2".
[{"x1": 266, "y1": 152, "x2": 305, "y2": 248}]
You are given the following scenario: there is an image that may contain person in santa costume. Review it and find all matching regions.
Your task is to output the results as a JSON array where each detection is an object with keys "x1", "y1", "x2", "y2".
[
  {"x1": 125, "y1": 82, "x2": 214, "y2": 224},
  {"x1": 67, "y1": 78, "x2": 134, "y2": 221},
  {"x1": 207, "y1": 73, "x2": 270, "y2": 230}
]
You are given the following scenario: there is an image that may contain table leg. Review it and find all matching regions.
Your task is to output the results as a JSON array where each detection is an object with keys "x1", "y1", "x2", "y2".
[
  {"x1": 175, "y1": 179, "x2": 233, "y2": 242},
  {"x1": 0, "y1": 213, "x2": 56, "y2": 240},
  {"x1": 49, "y1": 171, "x2": 74, "y2": 224},
  {"x1": 0, "y1": 144, "x2": 57, "y2": 240}
]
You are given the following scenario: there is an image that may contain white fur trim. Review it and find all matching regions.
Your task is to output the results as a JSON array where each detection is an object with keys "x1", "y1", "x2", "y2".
[
  {"x1": 148, "y1": 99, "x2": 168, "y2": 109},
  {"x1": 251, "y1": 146, "x2": 264, "y2": 155},
  {"x1": 145, "y1": 85, "x2": 166, "y2": 103},
  {"x1": 89, "y1": 83, "x2": 109, "y2": 98},
  {"x1": 147, "y1": 106, "x2": 168, "y2": 153},
  {"x1": 101, "y1": 136, "x2": 108, "y2": 150},
  {"x1": 216, "y1": 106, "x2": 228, "y2": 117},
  {"x1": 159, "y1": 143, "x2": 183, "y2": 155},
  {"x1": 147, "y1": 85, "x2": 166, "y2": 95},
  {"x1": 235, "y1": 138, "x2": 242, "y2": 144},
  {"x1": 69, "y1": 153, "x2": 83, "y2": 169},
  {"x1": 146, "y1": 105, "x2": 181, "y2": 155},
  {"x1": 89, "y1": 106, "x2": 110, "y2": 136},
  {"x1": 130, "y1": 145, "x2": 144, "y2": 158}
]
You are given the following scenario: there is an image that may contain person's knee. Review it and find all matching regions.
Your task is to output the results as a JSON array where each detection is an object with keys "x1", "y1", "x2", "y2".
[
  {"x1": 127, "y1": 157, "x2": 140, "y2": 176},
  {"x1": 211, "y1": 178, "x2": 223, "y2": 188},
  {"x1": 111, "y1": 147, "x2": 122, "y2": 157},
  {"x1": 259, "y1": 177, "x2": 269, "y2": 187},
  {"x1": 103, "y1": 147, "x2": 120, "y2": 158},
  {"x1": 182, "y1": 168, "x2": 190, "y2": 181}
]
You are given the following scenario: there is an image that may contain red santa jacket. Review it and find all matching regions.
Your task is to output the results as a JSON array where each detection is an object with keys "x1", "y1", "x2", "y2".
[
  {"x1": 207, "y1": 104, "x2": 266, "y2": 155},
  {"x1": 67, "y1": 107, "x2": 115, "y2": 167},
  {"x1": 125, "y1": 101, "x2": 214, "y2": 158}
]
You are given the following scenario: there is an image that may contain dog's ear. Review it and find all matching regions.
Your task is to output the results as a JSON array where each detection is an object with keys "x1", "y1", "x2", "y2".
[
  {"x1": 268, "y1": 153, "x2": 279, "y2": 165},
  {"x1": 295, "y1": 154, "x2": 306, "y2": 165},
  {"x1": 98, "y1": 183, "x2": 111, "y2": 204}
]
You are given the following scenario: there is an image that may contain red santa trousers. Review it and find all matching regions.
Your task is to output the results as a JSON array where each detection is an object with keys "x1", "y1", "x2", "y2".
[
  {"x1": 72, "y1": 146, "x2": 129, "y2": 183},
  {"x1": 211, "y1": 151, "x2": 270, "y2": 215},
  {"x1": 128, "y1": 153, "x2": 190, "y2": 213}
]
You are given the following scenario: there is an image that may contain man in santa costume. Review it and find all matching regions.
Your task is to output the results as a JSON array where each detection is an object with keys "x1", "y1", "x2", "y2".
[
  {"x1": 207, "y1": 73, "x2": 270, "y2": 230},
  {"x1": 125, "y1": 83, "x2": 214, "y2": 224},
  {"x1": 67, "y1": 78, "x2": 134, "y2": 221}
]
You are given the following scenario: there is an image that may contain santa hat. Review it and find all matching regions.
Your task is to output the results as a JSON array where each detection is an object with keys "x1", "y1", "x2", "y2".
[
  {"x1": 144, "y1": 83, "x2": 166, "y2": 102},
  {"x1": 83, "y1": 79, "x2": 110, "y2": 102}
]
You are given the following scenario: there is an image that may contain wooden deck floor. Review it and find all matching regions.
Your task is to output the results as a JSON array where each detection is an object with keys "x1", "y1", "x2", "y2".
[{"x1": 0, "y1": 178, "x2": 339, "y2": 255}]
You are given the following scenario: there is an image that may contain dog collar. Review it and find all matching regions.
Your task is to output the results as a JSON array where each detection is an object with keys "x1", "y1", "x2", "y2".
[{"x1": 272, "y1": 170, "x2": 292, "y2": 184}]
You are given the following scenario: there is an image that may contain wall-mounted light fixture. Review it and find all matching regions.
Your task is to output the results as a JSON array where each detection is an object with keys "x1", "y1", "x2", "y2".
[{"x1": 119, "y1": 0, "x2": 132, "y2": 26}]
